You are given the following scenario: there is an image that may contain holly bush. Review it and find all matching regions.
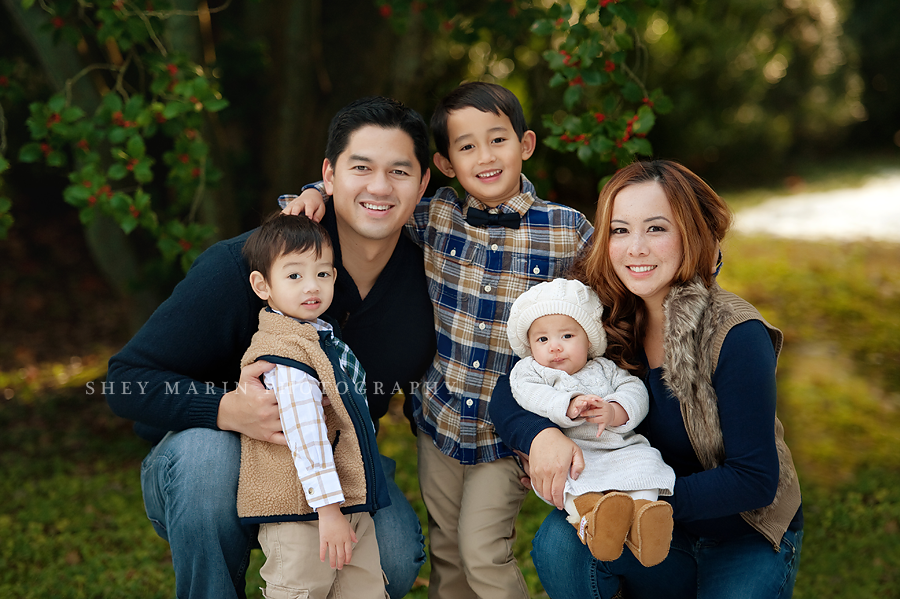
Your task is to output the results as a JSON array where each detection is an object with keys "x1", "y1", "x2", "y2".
[{"x1": 1, "y1": 0, "x2": 669, "y2": 267}]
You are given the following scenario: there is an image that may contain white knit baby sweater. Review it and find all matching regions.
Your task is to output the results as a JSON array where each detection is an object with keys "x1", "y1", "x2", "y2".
[{"x1": 510, "y1": 356, "x2": 675, "y2": 499}]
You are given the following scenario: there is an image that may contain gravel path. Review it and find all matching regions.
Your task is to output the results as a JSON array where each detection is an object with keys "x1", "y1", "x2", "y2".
[{"x1": 732, "y1": 171, "x2": 900, "y2": 243}]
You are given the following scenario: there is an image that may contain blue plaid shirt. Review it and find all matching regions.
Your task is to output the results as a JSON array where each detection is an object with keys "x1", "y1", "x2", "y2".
[{"x1": 408, "y1": 175, "x2": 594, "y2": 464}]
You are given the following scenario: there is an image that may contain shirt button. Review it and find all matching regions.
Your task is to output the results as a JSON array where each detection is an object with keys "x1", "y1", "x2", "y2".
[
  {"x1": 484, "y1": 285, "x2": 492, "y2": 292},
  {"x1": 479, "y1": 323, "x2": 486, "y2": 330},
  {"x1": 466, "y1": 399, "x2": 474, "y2": 407},
  {"x1": 533, "y1": 266, "x2": 541, "y2": 275},
  {"x1": 491, "y1": 243, "x2": 499, "y2": 251},
  {"x1": 473, "y1": 360, "x2": 480, "y2": 368},
  {"x1": 307, "y1": 487, "x2": 314, "y2": 495},
  {"x1": 450, "y1": 249, "x2": 457, "y2": 257}
]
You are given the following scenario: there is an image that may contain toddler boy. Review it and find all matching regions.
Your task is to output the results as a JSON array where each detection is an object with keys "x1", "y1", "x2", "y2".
[{"x1": 237, "y1": 212, "x2": 390, "y2": 599}]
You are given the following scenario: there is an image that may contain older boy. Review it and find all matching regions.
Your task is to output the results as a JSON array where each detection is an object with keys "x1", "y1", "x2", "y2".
[{"x1": 289, "y1": 82, "x2": 594, "y2": 599}]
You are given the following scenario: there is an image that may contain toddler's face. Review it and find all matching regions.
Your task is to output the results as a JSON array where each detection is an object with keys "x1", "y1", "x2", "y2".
[
  {"x1": 254, "y1": 245, "x2": 336, "y2": 321},
  {"x1": 527, "y1": 314, "x2": 590, "y2": 375}
]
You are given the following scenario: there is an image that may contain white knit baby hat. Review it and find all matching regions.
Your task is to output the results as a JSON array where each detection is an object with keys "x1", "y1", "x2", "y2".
[{"x1": 507, "y1": 278, "x2": 607, "y2": 359}]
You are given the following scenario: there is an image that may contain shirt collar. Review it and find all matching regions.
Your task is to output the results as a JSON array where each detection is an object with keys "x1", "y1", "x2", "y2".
[
  {"x1": 463, "y1": 173, "x2": 536, "y2": 218},
  {"x1": 268, "y1": 308, "x2": 333, "y2": 333}
]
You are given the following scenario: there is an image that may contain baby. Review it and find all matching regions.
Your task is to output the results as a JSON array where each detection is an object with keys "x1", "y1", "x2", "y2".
[{"x1": 507, "y1": 278, "x2": 676, "y2": 567}]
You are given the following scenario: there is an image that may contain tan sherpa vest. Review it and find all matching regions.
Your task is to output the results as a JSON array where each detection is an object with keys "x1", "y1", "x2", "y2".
[
  {"x1": 661, "y1": 278, "x2": 802, "y2": 549},
  {"x1": 236, "y1": 309, "x2": 367, "y2": 520}
]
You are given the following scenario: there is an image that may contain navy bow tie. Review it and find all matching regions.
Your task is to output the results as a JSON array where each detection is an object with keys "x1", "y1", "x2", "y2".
[{"x1": 465, "y1": 208, "x2": 521, "y2": 229}]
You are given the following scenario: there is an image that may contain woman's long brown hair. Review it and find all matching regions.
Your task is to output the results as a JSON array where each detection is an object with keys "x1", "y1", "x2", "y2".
[{"x1": 570, "y1": 160, "x2": 733, "y2": 374}]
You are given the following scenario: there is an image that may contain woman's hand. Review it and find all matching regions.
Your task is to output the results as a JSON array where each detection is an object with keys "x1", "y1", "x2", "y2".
[{"x1": 527, "y1": 428, "x2": 584, "y2": 509}]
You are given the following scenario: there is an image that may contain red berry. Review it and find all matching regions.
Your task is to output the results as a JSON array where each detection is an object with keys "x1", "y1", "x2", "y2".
[
  {"x1": 77, "y1": 139, "x2": 90, "y2": 152},
  {"x1": 594, "y1": 113, "x2": 605, "y2": 123},
  {"x1": 87, "y1": 195, "x2": 97, "y2": 206},
  {"x1": 0, "y1": 76, "x2": 9, "y2": 87},
  {"x1": 179, "y1": 239, "x2": 192, "y2": 252},
  {"x1": 166, "y1": 63, "x2": 178, "y2": 76},
  {"x1": 191, "y1": 167, "x2": 201, "y2": 178},
  {"x1": 52, "y1": 17, "x2": 64, "y2": 29},
  {"x1": 568, "y1": 75, "x2": 584, "y2": 87},
  {"x1": 605, "y1": 60, "x2": 616, "y2": 72},
  {"x1": 41, "y1": 143, "x2": 52, "y2": 157},
  {"x1": 379, "y1": 4, "x2": 392, "y2": 18},
  {"x1": 129, "y1": 205, "x2": 140, "y2": 218},
  {"x1": 179, "y1": 154, "x2": 190, "y2": 164},
  {"x1": 83, "y1": 180, "x2": 93, "y2": 188}
]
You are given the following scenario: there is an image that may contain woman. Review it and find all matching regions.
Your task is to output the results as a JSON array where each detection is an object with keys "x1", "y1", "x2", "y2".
[{"x1": 490, "y1": 160, "x2": 803, "y2": 598}]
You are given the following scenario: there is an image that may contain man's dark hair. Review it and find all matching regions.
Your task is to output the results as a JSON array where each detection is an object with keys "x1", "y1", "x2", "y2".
[
  {"x1": 325, "y1": 96, "x2": 430, "y2": 179},
  {"x1": 430, "y1": 82, "x2": 528, "y2": 158},
  {"x1": 243, "y1": 212, "x2": 332, "y2": 279}
]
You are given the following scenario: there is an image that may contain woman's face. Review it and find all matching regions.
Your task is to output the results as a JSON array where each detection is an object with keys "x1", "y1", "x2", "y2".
[{"x1": 607, "y1": 181, "x2": 684, "y2": 309}]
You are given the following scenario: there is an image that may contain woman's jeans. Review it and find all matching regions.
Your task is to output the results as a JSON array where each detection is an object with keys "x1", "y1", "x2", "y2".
[
  {"x1": 532, "y1": 507, "x2": 802, "y2": 599},
  {"x1": 140, "y1": 428, "x2": 426, "y2": 599}
]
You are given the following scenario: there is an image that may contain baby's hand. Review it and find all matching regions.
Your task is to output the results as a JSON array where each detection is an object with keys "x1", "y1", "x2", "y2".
[
  {"x1": 566, "y1": 394, "x2": 603, "y2": 420},
  {"x1": 282, "y1": 188, "x2": 327, "y2": 221},
  {"x1": 317, "y1": 503, "x2": 357, "y2": 570}
]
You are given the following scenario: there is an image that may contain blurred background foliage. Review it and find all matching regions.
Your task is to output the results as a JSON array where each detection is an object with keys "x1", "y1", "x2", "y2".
[{"x1": 1, "y1": 0, "x2": 899, "y2": 597}]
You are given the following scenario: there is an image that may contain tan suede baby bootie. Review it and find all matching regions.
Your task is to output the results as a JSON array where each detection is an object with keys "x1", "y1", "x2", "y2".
[
  {"x1": 571, "y1": 491, "x2": 634, "y2": 561},
  {"x1": 624, "y1": 499, "x2": 674, "y2": 567}
]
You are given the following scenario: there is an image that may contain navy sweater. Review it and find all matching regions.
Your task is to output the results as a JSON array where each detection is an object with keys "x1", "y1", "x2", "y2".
[
  {"x1": 490, "y1": 320, "x2": 802, "y2": 538},
  {"x1": 106, "y1": 203, "x2": 436, "y2": 444}
]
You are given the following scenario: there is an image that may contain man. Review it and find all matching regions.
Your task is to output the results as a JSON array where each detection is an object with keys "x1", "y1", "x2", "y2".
[{"x1": 106, "y1": 97, "x2": 436, "y2": 599}]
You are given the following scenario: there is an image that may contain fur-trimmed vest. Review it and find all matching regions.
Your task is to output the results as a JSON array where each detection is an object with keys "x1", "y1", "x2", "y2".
[
  {"x1": 661, "y1": 278, "x2": 801, "y2": 548},
  {"x1": 236, "y1": 309, "x2": 389, "y2": 523}
]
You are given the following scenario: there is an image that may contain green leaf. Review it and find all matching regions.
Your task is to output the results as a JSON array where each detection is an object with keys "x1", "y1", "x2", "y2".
[
  {"x1": 581, "y1": 69, "x2": 604, "y2": 86},
  {"x1": 47, "y1": 151, "x2": 67, "y2": 167},
  {"x1": 204, "y1": 98, "x2": 229, "y2": 113},
  {"x1": 563, "y1": 84, "x2": 583, "y2": 110},
  {"x1": 613, "y1": 32, "x2": 633, "y2": 51},
  {"x1": 0, "y1": 156, "x2": 9, "y2": 172},
  {"x1": 133, "y1": 161, "x2": 153, "y2": 183},
  {"x1": 532, "y1": 18, "x2": 555, "y2": 36},
  {"x1": 624, "y1": 137, "x2": 653, "y2": 156},
  {"x1": 19, "y1": 143, "x2": 43, "y2": 163},
  {"x1": 620, "y1": 81, "x2": 644, "y2": 103},
  {"x1": 549, "y1": 72, "x2": 567, "y2": 88},
  {"x1": 108, "y1": 163, "x2": 128, "y2": 180},
  {"x1": 576, "y1": 144, "x2": 593, "y2": 163},
  {"x1": 120, "y1": 214, "x2": 138, "y2": 234},
  {"x1": 126, "y1": 135, "x2": 146, "y2": 158},
  {"x1": 632, "y1": 105, "x2": 656, "y2": 134},
  {"x1": 163, "y1": 102, "x2": 189, "y2": 119},
  {"x1": 48, "y1": 94, "x2": 66, "y2": 113},
  {"x1": 61, "y1": 106, "x2": 86, "y2": 122},
  {"x1": 108, "y1": 126, "x2": 128, "y2": 145}
]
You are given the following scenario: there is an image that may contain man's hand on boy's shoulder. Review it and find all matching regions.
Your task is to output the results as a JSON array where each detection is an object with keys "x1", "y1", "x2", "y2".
[{"x1": 216, "y1": 360, "x2": 287, "y2": 445}]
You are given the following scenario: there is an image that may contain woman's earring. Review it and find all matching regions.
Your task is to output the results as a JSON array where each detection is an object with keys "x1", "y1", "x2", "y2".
[{"x1": 713, "y1": 250, "x2": 723, "y2": 277}]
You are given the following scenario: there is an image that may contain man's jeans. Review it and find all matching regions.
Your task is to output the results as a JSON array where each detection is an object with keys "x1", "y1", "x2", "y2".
[
  {"x1": 532, "y1": 507, "x2": 802, "y2": 599},
  {"x1": 140, "y1": 428, "x2": 426, "y2": 599}
]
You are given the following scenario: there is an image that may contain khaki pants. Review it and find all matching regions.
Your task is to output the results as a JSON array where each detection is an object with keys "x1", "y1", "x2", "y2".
[
  {"x1": 258, "y1": 513, "x2": 387, "y2": 599},
  {"x1": 417, "y1": 433, "x2": 530, "y2": 599}
]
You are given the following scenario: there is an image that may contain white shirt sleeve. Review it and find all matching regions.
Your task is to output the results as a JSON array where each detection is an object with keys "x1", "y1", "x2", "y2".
[{"x1": 264, "y1": 365, "x2": 344, "y2": 509}]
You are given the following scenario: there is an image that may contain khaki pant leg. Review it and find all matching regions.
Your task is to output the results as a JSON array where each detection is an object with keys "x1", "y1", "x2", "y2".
[
  {"x1": 417, "y1": 433, "x2": 530, "y2": 599},
  {"x1": 417, "y1": 433, "x2": 475, "y2": 599},
  {"x1": 458, "y1": 456, "x2": 530, "y2": 599},
  {"x1": 332, "y1": 513, "x2": 388, "y2": 599},
  {"x1": 258, "y1": 515, "x2": 387, "y2": 599}
]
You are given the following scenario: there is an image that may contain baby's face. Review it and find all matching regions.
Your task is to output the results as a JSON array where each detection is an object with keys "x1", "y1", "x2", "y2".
[{"x1": 527, "y1": 314, "x2": 590, "y2": 375}]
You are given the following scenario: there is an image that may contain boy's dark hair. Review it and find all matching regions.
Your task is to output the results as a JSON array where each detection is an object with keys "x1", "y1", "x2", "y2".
[
  {"x1": 430, "y1": 82, "x2": 528, "y2": 158},
  {"x1": 243, "y1": 213, "x2": 332, "y2": 279},
  {"x1": 325, "y1": 96, "x2": 430, "y2": 179}
]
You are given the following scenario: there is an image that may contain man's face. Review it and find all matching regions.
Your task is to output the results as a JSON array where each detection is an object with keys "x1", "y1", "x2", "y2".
[{"x1": 323, "y1": 125, "x2": 430, "y2": 245}]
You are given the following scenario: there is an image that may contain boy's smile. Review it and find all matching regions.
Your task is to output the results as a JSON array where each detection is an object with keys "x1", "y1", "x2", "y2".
[{"x1": 433, "y1": 107, "x2": 536, "y2": 208}]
